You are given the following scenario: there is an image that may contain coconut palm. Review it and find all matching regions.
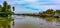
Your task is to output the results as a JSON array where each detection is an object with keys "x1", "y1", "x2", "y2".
[{"x1": 2, "y1": 1, "x2": 12, "y2": 17}]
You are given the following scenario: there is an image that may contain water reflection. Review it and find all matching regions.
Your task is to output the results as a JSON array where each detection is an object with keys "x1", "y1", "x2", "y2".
[
  {"x1": 0, "y1": 17, "x2": 12, "y2": 28},
  {"x1": 11, "y1": 15, "x2": 60, "y2": 28},
  {"x1": 1, "y1": 15, "x2": 60, "y2": 28}
]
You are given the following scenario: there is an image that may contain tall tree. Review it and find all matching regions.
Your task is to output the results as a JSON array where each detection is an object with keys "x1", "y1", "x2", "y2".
[
  {"x1": 0, "y1": 1, "x2": 15, "y2": 28},
  {"x1": 3, "y1": 1, "x2": 8, "y2": 7},
  {"x1": 0, "y1": 1, "x2": 12, "y2": 17}
]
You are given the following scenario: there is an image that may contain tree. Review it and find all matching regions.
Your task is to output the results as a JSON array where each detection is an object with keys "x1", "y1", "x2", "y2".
[
  {"x1": 0, "y1": 1, "x2": 14, "y2": 28},
  {"x1": 6, "y1": 5, "x2": 12, "y2": 15},
  {"x1": 43, "y1": 9, "x2": 55, "y2": 16},
  {"x1": 7, "y1": 5, "x2": 11, "y2": 9},
  {"x1": 45, "y1": 9, "x2": 54, "y2": 14},
  {"x1": 56, "y1": 10, "x2": 60, "y2": 14},
  {"x1": 0, "y1": 1, "x2": 13, "y2": 17},
  {"x1": 3, "y1": 1, "x2": 12, "y2": 16},
  {"x1": 3, "y1": 1, "x2": 8, "y2": 7}
]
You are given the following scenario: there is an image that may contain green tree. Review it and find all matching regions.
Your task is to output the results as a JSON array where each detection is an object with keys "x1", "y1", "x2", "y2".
[
  {"x1": 56, "y1": 10, "x2": 60, "y2": 14},
  {"x1": 6, "y1": 5, "x2": 12, "y2": 15},
  {"x1": 3, "y1": 1, "x2": 8, "y2": 8},
  {"x1": 2, "y1": 1, "x2": 12, "y2": 17},
  {"x1": 45, "y1": 9, "x2": 54, "y2": 14},
  {"x1": 43, "y1": 9, "x2": 54, "y2": 16},
  {"x1": 0, "y1": 1, "x2": 13, "y2": 17},
  {"x1": 0, "y1": 1, "x2": 14, "y2": 28}
]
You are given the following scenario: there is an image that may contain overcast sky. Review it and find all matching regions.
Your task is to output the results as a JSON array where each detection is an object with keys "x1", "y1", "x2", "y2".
[{"x1": 0, "y1": 0, "x2": 60, "y2": 14}]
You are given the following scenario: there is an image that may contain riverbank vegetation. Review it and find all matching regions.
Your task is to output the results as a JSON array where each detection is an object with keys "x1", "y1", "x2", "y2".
[
  {"x1": 0, "y1": 1, "x2": 60, "y2": 28},
  {"x1": 0, "y1": 1, "x2": 14, "y2": 28}
]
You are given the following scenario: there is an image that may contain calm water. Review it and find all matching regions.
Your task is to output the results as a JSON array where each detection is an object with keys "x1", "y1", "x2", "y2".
[{"x1": 11, "y1": 15, "x2": 60, "y2": 28}]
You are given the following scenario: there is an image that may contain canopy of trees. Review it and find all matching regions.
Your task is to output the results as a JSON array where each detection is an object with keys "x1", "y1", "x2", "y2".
[
  {"x1": 45, "y1": 9, "x2": 54, "y2": 14},
  {"x1": 0, "y1": 1, "x2": 15, "y2": 17}
]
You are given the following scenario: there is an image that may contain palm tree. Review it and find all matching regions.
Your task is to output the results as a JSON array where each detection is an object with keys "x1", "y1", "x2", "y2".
[
  {"x1": 2, "y1": 1, "x2": 12, "y2": 17},
  {"x1": 0, "y1": 1, "x2": 14, "y2": 28},
  {"x1": 3, "y1": 1, "x2": 8, "y2": 8}
]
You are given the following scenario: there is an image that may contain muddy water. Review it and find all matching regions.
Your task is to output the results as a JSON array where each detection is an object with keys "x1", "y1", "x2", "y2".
[{"x1": 11, "y1": 15, "x2": 60, "y2": 28}]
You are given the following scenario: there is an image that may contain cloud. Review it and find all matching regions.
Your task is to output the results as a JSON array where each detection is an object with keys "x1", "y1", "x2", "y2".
[
  {"x1": 0, "y1": 0, "x2": 60, "y2": 14},
  {"x1": 51, "y1": 0, "x2": 60, "y2": 3},
  {"x1": 14, "y1": 7, "x2": 38, "y2": 14}
]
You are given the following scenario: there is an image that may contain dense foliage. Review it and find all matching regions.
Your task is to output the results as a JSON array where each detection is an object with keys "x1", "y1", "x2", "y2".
[
  {"x1": 0, "y1": 1, "x2": 15, "y2": 17},
  {"x1": 55, "y1": 10, "x2": 60, "y2": 14}
]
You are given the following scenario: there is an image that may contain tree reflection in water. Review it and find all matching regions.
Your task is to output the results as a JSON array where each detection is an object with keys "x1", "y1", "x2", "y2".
[{"x1": 0, "y1": 17, "x2": 12, "y2": 28}]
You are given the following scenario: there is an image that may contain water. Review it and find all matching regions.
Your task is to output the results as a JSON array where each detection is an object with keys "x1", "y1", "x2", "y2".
[{"x1": 11, "y1": 15, "x2": 60, "y2": 28}]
